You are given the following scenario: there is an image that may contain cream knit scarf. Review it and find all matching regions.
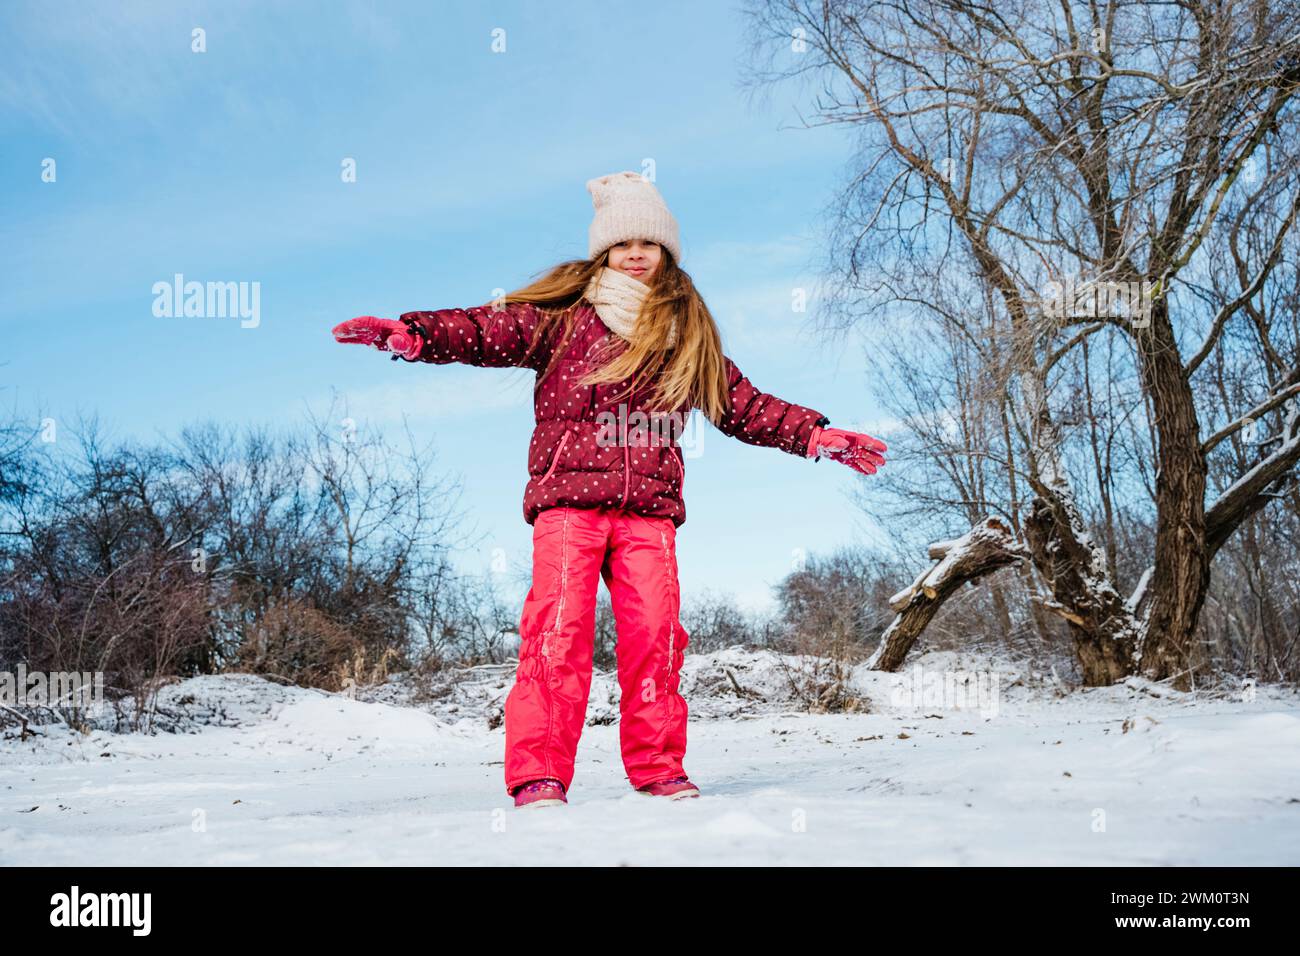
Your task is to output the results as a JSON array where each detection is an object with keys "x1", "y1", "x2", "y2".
[{"x1": 583, "y1": 266, "x2": 678, "y2": 347}]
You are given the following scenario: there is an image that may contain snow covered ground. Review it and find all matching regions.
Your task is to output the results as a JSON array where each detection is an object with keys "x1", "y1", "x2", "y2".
[{"x1": 2, "y1": 648, "x2": 1298, "y2": 866}]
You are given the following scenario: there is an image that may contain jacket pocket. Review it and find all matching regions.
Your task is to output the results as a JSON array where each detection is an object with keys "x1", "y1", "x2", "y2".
[
  {"x1": 539, "y1": 430, "x2": 571, "y2": 486},
  {"x1": 666, "y1": 447, "x2": 684, "y2": 491}
]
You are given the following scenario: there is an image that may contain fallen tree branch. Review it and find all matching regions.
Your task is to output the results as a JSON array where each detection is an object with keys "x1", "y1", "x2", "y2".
[{"x1": 869, "y1": 517, "x2": 1029, "y2": 671}]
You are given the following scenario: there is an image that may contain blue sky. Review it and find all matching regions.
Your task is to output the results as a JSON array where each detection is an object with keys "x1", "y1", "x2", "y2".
[{"x1": 0, "y1": 0, "x2": 896, "y2": 613}]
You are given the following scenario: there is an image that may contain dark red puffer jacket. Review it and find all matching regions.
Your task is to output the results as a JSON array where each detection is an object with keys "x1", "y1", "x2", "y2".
[{"x1": 399, "y1": 298, "x2": 830, "y2": 527}]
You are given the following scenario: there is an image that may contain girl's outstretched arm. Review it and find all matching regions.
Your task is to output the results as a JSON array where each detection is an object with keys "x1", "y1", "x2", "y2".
[
  {"x1": 396, "y1": 301, "x2": 553, "y2": 370},
  {"x1": 333, "y1": 301, "x2": 553, "y2": 370},
  {"x1": 716, "y1": 354, "x2": 831, "y2": 458},
  {"x1": 716, "y1": 355, "x2": 888, "y2": 474}
]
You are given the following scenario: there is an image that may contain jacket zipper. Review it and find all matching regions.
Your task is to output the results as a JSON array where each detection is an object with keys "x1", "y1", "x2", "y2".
[{"x1": 540, "y1": 431, "x2": 571, "y2": 486}]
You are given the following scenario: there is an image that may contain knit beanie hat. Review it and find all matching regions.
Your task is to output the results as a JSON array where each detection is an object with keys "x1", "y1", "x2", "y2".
[{"x1": 587, "y1": 171, "x2": 682, "y2": 264}]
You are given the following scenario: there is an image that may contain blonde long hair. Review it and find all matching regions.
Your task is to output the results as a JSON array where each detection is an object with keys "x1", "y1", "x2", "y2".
[{"x1": 492, "y1": 248, "x2": 731, "y2": 425}]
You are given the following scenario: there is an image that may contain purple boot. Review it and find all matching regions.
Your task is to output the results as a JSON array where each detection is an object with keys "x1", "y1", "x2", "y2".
[{"x1": 513, "y1": 778, "x2": 567, "y2": 808}]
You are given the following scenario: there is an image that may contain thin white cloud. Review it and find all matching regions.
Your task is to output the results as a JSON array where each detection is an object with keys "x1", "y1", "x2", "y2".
[{"x1": 316, "y1": 365, "x2": 535, "y2": 428}]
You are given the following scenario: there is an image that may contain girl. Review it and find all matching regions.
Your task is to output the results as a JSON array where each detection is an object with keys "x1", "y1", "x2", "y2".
[{"x1": 332, "y1": 171, "x2": 887, "y2": 808}]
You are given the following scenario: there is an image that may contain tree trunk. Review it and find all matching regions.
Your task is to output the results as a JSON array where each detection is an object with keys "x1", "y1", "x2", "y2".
[
  {"x1": 1134, "y1": 301, "x2": 1212, "y2": 689},
  {"x1": 1020, "y1": 370, "x2": 1138, "y2": 685},
  {"x1": 1022, "y1": 492, "x2": 1137, "y2": 684}
]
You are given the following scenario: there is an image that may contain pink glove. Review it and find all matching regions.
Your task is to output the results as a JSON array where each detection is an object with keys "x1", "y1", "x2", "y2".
[
  {"x1": 807, "y1": 425, "x2": 887, "y2": 475},
  {"x1": 332, "y1": 316, "x2": 424, "y2": 361}
]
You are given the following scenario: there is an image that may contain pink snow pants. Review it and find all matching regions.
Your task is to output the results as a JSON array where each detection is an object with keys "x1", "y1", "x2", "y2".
[{"x1": 504, "y1": 506, "x2": 690, "y2": 794}]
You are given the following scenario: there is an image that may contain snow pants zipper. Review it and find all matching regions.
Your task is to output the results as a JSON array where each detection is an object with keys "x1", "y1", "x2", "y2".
[{"x1": 619, "y1": 438, "x2": 630, "y2": 508}]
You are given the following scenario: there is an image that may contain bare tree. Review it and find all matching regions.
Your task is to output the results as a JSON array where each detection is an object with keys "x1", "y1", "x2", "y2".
[
  {"x1": 743, "y1": 0, "x2": 1300, "y2": 687},
  {"x1": 0, "y1": 398, "x2": 496, "y2": 721}
]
